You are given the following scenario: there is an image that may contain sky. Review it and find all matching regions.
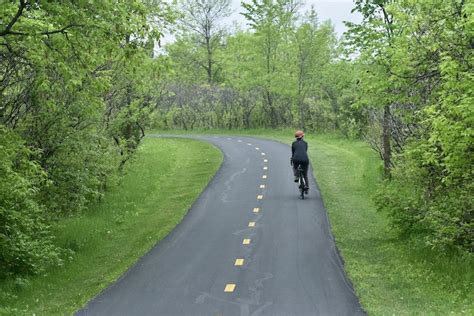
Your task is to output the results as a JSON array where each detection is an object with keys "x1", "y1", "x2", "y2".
[
  {"x1": 160, "y1": 0, "x2": 362, "y2": 46},
  {"x1": 229, "y1": 0, "x2": 362, "y2": 38}
]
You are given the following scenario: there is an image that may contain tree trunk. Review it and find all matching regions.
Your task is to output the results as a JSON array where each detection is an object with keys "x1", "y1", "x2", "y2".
[{"x1": 382, "y1": 105, "x2": 392, "y2": 178}]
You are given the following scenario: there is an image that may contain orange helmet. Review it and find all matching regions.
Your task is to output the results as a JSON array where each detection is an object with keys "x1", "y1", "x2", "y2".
[{"x1": 295, "y1": 130, "x2": 304, "y2": 138}]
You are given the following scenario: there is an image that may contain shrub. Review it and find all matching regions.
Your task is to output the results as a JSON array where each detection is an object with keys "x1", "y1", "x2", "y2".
[{"x1": 0, "y1": 127, "x2": 62, "y2": 277}]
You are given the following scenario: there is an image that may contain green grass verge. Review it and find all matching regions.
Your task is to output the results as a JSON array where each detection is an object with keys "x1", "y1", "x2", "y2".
[
  {"x1": 154, "y1": 129, "x2": 473, "y2": 315},
  {"x1": 0, "y1": 137, "x2": 223, "y2": 315}
]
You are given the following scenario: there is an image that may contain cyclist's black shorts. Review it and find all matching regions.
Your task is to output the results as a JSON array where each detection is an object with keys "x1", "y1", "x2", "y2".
[{"x1": 293, "y1": 160, "x2": 309, "y2": 171}]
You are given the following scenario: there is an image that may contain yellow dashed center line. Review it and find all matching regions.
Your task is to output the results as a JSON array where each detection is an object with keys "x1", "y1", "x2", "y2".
[
  {"x1": 248, "y1": 222, "x2": 256, "y2": 227},
  {"x1": 243, "y1": 239, "x2": 251, "y2": 245},
  {"x1": 235, "y1": 259, "x2": 244, "y2": 266},
  {"x1": 224, "y1": 284, "x2": 236, "y2": 292},
  {"x1": 253, "y1": 207, "x2": 260, "y2": 213},
  {"x1": 257, "y1": 195, "x2": 263, "y2": 200}
]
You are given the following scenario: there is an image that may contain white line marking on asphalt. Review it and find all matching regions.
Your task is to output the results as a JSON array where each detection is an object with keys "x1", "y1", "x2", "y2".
[
  {"x1": 262, "y1": 175, "x2": 267, "y2": 179},
  {"x1": 260, "y1": 185, "x2": 265, "y2": 189},
  {"x1": 243, "y1": 239, "x2": 251, "y2": 245},
  {"x1": 253, "y1": 207, "x2": 260, "y2": 213},
  {"x1": 257, "y1": 195, "x2": 263, "y2": 200}
]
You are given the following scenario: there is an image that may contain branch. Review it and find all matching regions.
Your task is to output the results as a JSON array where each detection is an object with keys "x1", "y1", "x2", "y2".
[
  {"x1": 0, "y1": 0, "x2": 26, "y2": 37},
  {"x1": 40, "y1": 24, "x2": 84, "y2": 36},
  {"x1": 1, "y1": 23, "x2": 84, "y2": 37}
]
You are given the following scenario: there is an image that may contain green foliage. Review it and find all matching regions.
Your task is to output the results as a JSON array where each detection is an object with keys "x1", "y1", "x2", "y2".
[
  {"x1": 0, "y1": 126, "x2": 62, "y2": 277},
  {"x1": 163, "y1": 2, "x2": 346, "y2": 131},
  {"x1": 0, "y1": 0, "x2": 174, "y2": 275},
  {"x1": 351, "y1": 0, "x2": 474, "y2": 251}
]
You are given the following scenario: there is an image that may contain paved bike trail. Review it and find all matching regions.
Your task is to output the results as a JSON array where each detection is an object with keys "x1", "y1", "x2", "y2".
[{"x1": 77, "y1": 136, "x2": 365, "y2": 316}]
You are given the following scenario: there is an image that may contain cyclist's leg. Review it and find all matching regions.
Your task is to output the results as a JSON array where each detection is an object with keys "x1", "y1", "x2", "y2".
[
  {"x1": 302, "y1": 161, "x2": 309, "y2": 189},
  {"x1": 292, "y1": 161, "x2": 300, "y2": 182}
]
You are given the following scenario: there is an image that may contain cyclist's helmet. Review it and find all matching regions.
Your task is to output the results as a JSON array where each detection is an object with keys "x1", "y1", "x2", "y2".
[{"x1": 295, "y1": 130, "x2": 304, "y2": 139}]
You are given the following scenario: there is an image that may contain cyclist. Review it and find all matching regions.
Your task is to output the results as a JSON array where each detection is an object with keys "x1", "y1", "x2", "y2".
[{"x1": 291, "y1": 130, "x2": 309, "y2": 193}]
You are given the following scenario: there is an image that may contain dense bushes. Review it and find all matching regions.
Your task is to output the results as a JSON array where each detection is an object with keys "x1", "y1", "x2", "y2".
[
  {"x1": 0, "y1": 1, "x2": 172, "y2": 276},
  {"x1": 0, "y1": 127, "x2": 62, "y2": 276},
  {"x1": 376, "y1": 53, "x2": 473, "y2": 251},
  {"x1": 360, "y1": 0, "x2": 473, "y2": 252}
]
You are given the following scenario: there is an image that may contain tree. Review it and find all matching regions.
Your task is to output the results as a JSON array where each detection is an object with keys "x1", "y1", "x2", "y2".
[
  {"x1": 345, "y1": 0, "x2": 397, "y2": 178},
  {"x1": 0, "y1": 0, "x2": 173, "y2": 275},
  {"x1": 293, "y1": 9, "x2": 336, "y2": 130},
  {"x1": 179, "y1": 0, "x2": 232, "y2": 84},
  {"x1": 241, "y1": 0, "x2": 302, "y2": 128}
]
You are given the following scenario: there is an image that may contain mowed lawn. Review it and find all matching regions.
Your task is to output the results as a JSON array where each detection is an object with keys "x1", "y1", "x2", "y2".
[{"x1": 0, "y1": 137, "x2": 222, "y2": 315}]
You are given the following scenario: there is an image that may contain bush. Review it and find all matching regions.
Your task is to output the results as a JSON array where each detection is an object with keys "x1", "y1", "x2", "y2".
[
  {"x1": 376, "y1": 153, "x2": 473, "y2": 251},
  {"x1": 0, "y1": 127, "x2": 62, "y2": 277},
  {"x1": 38, "y1": 130, "x2": 118, "y2": 215}
]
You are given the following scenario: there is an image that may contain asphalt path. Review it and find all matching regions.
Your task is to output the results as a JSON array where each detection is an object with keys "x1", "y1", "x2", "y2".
[{"x1": 77, "y1": 135, "x2": 365, "y2": 316}]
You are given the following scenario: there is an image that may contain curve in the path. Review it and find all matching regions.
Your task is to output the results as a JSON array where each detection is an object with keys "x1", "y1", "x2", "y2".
[{"x1": 76, "y1": 135, "x2": 365, "y2": 316}]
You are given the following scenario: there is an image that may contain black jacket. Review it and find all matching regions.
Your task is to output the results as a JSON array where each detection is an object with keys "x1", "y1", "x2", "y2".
[{"x1": 291, "y1": 138, "x2": 309, "y2": 162}]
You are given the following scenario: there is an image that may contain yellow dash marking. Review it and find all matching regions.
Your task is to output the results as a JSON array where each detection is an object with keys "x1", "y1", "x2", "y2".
[
  {"x1": 263, "y1": 167, "x2": 268, "y2": 170},
  {"x1": 243, "y1": 239, "x2": 251, "y2": 245},
  {"x1": 261, "y1": 153, "x2": 266, "y2": 156},
  {"x1": 253, "y1": 207, "x2": 260, "y2": 213},
  {"x1": 248, "y1": 222, "x2": 256, "y2": 227},
  {"x1": 224, "y1": 284, "x2": 236, "y2": 292},
  {"x1": 235, "y1": 259, "x2": 244, "y2": 266},
  {"x1": 262, "y1": 175, "x2": 267, "y2": 179},
  {"x1": 257, "y1": 195, "x2": 263, "y2": 200},
  {"x1": 264, "y1": 159, "x2": 268, "y2": 162},
  {"x1": 260, "y1": 185, "x2": 265, "y2": 189}
]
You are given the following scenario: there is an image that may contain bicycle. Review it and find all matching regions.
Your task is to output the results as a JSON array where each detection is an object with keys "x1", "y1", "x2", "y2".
[{"x1": 297, "y1": 165, "x2": 308, "y2": 199}]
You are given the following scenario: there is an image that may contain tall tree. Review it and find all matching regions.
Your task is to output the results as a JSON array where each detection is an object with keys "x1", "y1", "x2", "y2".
[
  {"x1": 293, "y1": 8, "x2": 336, "y2": 130},
  {"x1": 242, "y1": 0, "x2": 302, "y2": 127},
  {"x1": 346, "y1": 0, "x2": 397, "y2": 178},
  {"x1": 179, "y1": 0, "x2": 232, "y2": 84}
]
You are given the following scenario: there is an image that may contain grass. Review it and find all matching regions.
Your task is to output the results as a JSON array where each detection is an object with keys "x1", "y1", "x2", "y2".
[
  {"x1": 301, "y1": 133, "x2": 473, "y2": 315},
  {"x1": 1, "y1": 129, "x2": 472, "y2": 315},
  {"x1": 154, "y1": 129, "x2": 473, "y2": 315},
  {"x1": 0, "y1": 137, "x2": 223, "y2": 315}
]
